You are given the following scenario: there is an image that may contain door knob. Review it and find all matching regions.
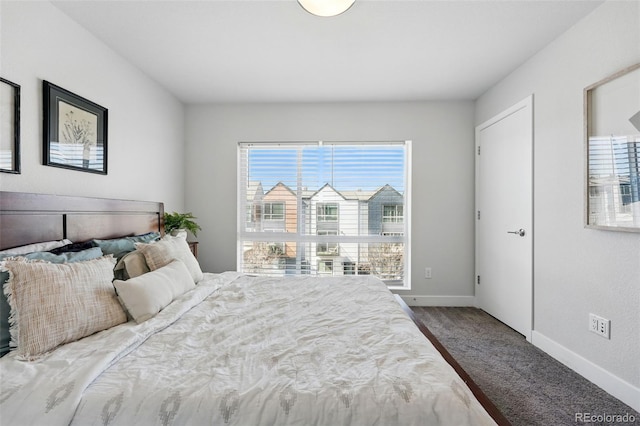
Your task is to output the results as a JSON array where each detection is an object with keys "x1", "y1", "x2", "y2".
[{"x1": 507, "y1": 229, "x2": 526, "y2": 237}]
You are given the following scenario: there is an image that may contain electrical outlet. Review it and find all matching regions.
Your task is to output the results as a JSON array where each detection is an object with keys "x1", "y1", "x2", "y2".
[
  {"x1": 589, "y1": 314, "x2": 599, "y2": 332},
  {"x1": 425, "y1": 267, "x2": 432, "y2": 279},
  {"x1": 588, "y1": 313, "x2": 610, "y2": 339}
]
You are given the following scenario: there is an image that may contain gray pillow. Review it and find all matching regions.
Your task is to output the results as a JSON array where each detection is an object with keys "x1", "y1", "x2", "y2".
[
  {"x1": 92, "y1": 232, "x2": 160, "y2": 258},
  {"x1": 0, "y1": 247, "x2": 104, "y2": 357}
]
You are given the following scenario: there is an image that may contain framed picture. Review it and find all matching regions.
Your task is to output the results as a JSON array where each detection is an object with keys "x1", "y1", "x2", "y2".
[
  {"x1": 0, "y1": 77, "x2": 20, "y2": 174},
  {"x1": 43, "y1": 81, "x2": 108, "y2": 174},
  {"x1": 585, "y1": 63, "x2": 640, "y2": 232}
]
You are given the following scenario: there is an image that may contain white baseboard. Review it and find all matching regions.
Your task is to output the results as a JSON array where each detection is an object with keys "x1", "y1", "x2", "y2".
[
  {"x1": 399, "y1": 295, "x2": 476, "y2": 307},
  {"x1": 532, "y1": 331, "x2": 640, "y2": 413}
]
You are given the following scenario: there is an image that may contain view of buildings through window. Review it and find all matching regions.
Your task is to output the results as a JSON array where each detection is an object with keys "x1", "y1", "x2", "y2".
[
  {"x1": 588, "y1": 136, "x2": 640, "y2": 227},
  {"x1": 238, "y1": 141, "x2": 410, "y2": 287}
]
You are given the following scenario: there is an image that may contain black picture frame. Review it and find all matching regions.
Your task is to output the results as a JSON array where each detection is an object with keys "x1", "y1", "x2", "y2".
[
  {"x1": 43, "y1": 81, "x2": 108, "y2": 174},
  {"x1": 0, "y1": 77, "x2": 21, "y2": 174}
]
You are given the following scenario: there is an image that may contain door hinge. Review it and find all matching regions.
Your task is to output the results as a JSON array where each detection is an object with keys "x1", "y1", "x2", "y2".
[
  {"x1": 477, "y1": 146, "x2": 481, "y2": 155},
  {"x1": 477, "y1": 275, "x2": 480, "y2": 285},
  {"x1": 477, "y1": 210, "x2": 481, "y2": 220}
]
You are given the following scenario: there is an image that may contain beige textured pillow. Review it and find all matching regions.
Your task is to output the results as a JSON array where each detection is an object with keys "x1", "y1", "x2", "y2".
[
  {"x1": 113, "y1": 259, "x2": 196, "y2": 323},
  {"x1": 136, "y1": 234, "x2": 203, "y2": 282},
  {"x1": 3, "y1": 256, "x2": 126, "y2": 360}
]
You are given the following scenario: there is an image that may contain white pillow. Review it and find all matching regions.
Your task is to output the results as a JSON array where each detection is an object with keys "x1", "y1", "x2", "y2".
[
  {"x1": 135, "y1": 234, "x2": 203, "y2": 283},
  {"x1": 113, "y1": 259, "x2": 196, "y2": 323},
  {"x1": 0, "y1": 239, "x2": 72, "y2": 255}
]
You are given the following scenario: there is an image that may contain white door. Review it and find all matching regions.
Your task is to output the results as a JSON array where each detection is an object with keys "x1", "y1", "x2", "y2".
[{"x1": 475, "y1": 96, "x2": 533, "y2": 341}]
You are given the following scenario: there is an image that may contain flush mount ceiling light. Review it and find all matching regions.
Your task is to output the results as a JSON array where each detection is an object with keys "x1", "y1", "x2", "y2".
[{"x1": 298, "y1": 0, "x2": 355, "y2": 17}]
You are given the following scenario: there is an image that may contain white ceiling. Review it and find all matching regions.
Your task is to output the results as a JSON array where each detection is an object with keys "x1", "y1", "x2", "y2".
[{"x1": 51, "y1": 0, "x2": 603, "y2": 104}]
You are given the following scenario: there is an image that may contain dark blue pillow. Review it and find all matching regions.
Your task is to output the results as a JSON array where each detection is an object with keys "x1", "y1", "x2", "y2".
[{"x1": 48, "y1": 240, "x2": 97, "y2": 255}]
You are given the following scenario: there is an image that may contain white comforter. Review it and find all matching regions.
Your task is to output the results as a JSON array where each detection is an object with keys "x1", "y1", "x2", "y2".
[{"x1": 1, "y1": 272, "x2": 496, "y2": 426}]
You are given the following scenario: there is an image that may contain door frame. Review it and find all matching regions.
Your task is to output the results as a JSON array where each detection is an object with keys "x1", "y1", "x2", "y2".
[{"x1": 474, "y1": 95, "x2": 534, "y2": 341}]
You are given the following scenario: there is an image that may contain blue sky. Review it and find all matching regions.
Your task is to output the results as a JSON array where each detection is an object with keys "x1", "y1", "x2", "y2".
[{"x1": 247, "y1": 145, "x2": 406, "y2": 192}]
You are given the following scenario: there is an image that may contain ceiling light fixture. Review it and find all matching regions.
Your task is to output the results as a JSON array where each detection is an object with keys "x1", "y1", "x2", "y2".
[{"x1": 298, "y1": 0, "x2": 355, "y2": 17}]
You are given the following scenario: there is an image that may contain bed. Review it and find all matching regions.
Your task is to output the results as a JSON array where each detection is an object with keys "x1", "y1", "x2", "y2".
[{"x1": 0, "y1": 191, "x2": 508, "y2": 426}]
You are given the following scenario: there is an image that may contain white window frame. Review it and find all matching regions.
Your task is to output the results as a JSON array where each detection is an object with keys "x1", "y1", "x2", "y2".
[
  {"x1": 237, "y1": 140, "x2": 412, "y2": 289},
  {"x1": 316, "y1": 230, "x2": 339, "y2": 255},
  {"x1": 263, "y1": 202, "x2": 285, "y2": 221},
  {"x1": 318, "y1": 259, "x2": 334, "y2": 275},
  {"x1": 382, "y1": 204, "x2": 404, "y2": 223},
  {"x1": 317, "y1": 203, "x2": 339, "y2": 222}
]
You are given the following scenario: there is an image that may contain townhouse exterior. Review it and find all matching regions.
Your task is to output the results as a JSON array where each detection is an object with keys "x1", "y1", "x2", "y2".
[{"x1": 242, "y1": 181, "x2": 405, "y2": 279}]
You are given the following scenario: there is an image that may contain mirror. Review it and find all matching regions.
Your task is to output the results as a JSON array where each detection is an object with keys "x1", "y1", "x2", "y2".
[
  {"x1": 585, "y1": 63, "x2": 640, "y2": 232},
  {"x1": 0, "y1": 77, "x2": 20, "y2": 174}
]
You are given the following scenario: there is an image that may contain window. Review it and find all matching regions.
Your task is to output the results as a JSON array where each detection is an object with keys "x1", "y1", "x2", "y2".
[
  {"x1": 382, "y1": 205, "x2": 403, "y2": 223},
  {"x1": 343, "y1": 261, "x2": 355, "y2": 275},
  {"x1": 316, "y1": 203, "x2": 339, "y2": 255},
  {"x1": 620, "y1": 184, "x2": 632, "y2": 212},
  {"x1": 263, "y1": 202, "x2": 285, "y2": 221},
  {"x1": 245, "y1": 202, "x2": 254, "y2": 225},
  {"x1": 318, "y1": 259, "x2": 333, "y2": 275},
  {"x1": 316, "y1": 230, "x2": 339, "y2": 255},
  {"x1": 238, "y1": 141, "x2": 411, "y2": 288},
  {"x1": 317, "y1": 204, "x2": 338, "y2": 222}
]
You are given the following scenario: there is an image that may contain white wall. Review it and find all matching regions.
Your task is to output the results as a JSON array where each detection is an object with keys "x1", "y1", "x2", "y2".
[
  {"x1": 476, "y1": 1, "x2": 640, "y2": 409},
  {"x1": 185, "y1": 101, "x2": 476, "y2": 302},
  {"x1": 0, "y1": 1, "x2": 185, "y2": 212},
  {"x1": 6, "y1": 0, "x2": 635, "y2": 410}
]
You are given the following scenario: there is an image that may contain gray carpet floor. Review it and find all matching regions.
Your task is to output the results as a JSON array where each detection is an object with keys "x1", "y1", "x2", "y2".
[{"x1": 410, "y1": 307, "x2": 639, "y2": 426}]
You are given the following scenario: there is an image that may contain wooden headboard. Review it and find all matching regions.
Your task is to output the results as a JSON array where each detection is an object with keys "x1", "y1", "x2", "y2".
[{"x1": 0, "y1": 192, "x2": 164, "y2": 251}]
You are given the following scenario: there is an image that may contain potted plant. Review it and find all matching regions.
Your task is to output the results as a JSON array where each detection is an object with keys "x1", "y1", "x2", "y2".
[{"x1": 164, "y1": 212, "x2": 202, "y2": 237}]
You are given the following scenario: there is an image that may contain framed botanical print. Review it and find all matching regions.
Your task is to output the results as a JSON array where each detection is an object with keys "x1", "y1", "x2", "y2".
[
  {"x1": 0, "y1": 77, "x2": 20, "y2": 174},
  {"x1": 43, "y1": 81, "x2": 108, "y2": 174}
]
